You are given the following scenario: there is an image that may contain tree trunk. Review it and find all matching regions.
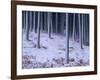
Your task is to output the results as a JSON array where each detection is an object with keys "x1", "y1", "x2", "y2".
[
  {"x1": 29, "y1": 11, "x2": 32, "y2": 32},
  {"x1": 26, "y1": 11, "x2": 30, "y2": 41},
  {"x1": 37, "y1": 12, "x2": 41, "y2": 48},
  {"x1": 50, "y1": 13, "x2": 53, "y2": 36},
  {"x1": 56, "y1": 13, "x2": 58, "y2": 33},
  {"x1": 85, "y1": 14, "x2": 89, "y2": 44},
  {"x1": 78, "y1": 14, "x2": 83, "y2": 49},
  {"x1": 36, "y1": 12, "x2": 38, "y2": 33},
  {"x1": 41, "y1": 13, "x2": 43, "y2": 31},
  {"x1": 22, "y1": 11, "x2": 25, "y2": 31},
  {"x1": 33, "y1": 12, "x2": 36, "y2": 32},
  {"x1": 48, "y1": 12, "x2": 51, "y2": 38},
  {"x1": 83, "y1": 14, "x2": 85, "y2": 44},
  {"x1": 81, "y1": 14, "x2": 84, "y2": 48},
  {"x1": 65, "y1": 13, "x2": 69, "y2": 64},
  {"x1": 73, "y1": 13, "x2": 75, "y2": 41},
  {"x1": 44, "y1": 13, "x2": 47, "y2": 32},
  {"x1": 61, "y1": 14, "x2": 64, "y2": 35}
]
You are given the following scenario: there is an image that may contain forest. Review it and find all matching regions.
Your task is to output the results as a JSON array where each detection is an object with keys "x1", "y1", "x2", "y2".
[{"x1": 22, "y1": 11, "x2": 90, "y2": 69}]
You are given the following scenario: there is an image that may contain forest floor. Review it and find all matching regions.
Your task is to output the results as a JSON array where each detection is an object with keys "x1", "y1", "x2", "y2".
[{"x1": 22, "y1": 31, "x2": 89, "y2": 69}]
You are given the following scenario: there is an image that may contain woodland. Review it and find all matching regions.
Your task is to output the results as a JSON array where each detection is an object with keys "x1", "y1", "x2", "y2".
[{"x1": 22, "y1": 11, "x2": 89, "y2": 69}]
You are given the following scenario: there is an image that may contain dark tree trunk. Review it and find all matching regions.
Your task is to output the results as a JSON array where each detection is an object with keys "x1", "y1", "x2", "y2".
[
  {"x1": 26, "y1": 11, "x2": 30, "y2": 41},
  {"x1": 48, "y1": 12, "x2": 52, "y2": 38},
  {"x1": 56, "y1": 13, "x2": 58, "y2": 33},
  {"x1": 37, "y1": 12, "x2": 41, "y2": 48},
  {"x1": 66, "y1": 13, "x2": 69, "y2": 64},
  {"x1": 33, "y1": 12, "x2": 36, "y2": 32},
  {"x1": 81, "y1": 14, "x2": 84, "y2": 49},
  {"x1": 73, "y1": 13, "x2": 76, "y2": 41},
  {"x1": 78, "y1": 14, "x2": 83, "y2": 49}
]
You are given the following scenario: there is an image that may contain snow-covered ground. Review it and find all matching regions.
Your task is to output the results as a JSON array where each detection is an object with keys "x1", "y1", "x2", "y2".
[{"x1": 22, "y1": 31, "x2": 89, "y2": 69}]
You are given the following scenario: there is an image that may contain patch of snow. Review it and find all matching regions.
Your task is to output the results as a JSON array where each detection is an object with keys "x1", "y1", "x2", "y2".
[{"x1": 22, "y1": 31, "x2": 89, "y2": 69}]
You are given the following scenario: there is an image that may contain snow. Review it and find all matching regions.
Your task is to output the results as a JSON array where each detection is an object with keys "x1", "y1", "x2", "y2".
[{"x1": 22, "y1": 31, "x2": 89, "y2": 69}]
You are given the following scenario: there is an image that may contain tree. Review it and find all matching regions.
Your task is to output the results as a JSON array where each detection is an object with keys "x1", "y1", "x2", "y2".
[
  {"x1": 55, "y1": 13, "x2": 58, "y2": 33},
  {"x1": 26, "y1": 11, "x2": 30, "y2": 41},
  {"x1": 60, "y1": 14, "x2": 65, "y2": 35},
  {"x1": 33, "y1": 12, "x2": 36, "y2": 32},
  {"x1": 35, "y1": 12, "x2": 38, "y2": 33},
  {"x1": 83, "y1": 14, "x2": 85, "y2": 44},
  {"x1": 37, "y1": 12, "x2": 41, "y2": 48},
  {"x1": 72, "y1": 13, "x2": 76, "y2": 41},
  {"x1": 44, "y1": 12, "x2": 48, "y2": 32},
  {"x1": 78, "y1": 14, "x2": 83, "y2": 49},
  {"x1": 81, "y1": 14, "x2": 84, "y2": 48},
  {"x1": 41, "y1": 13, "x2": 43, "y2": 31},
  {"x1": 50, "y1": 13, "x2": 53, "y2": 36},
  {"x1": 22, "y1": 11, "x2": 26, "y2": 32},
  {"x1": 65, "y1": 13, "x2": 69, "y2": 64},
  {"x1": 48, "y1": 12, "x2": 52, "y2": 38},
  {"x1": 85, "y1": 14, "x2": 89, "y2": 45},
  {"x1": 29, "y1": 11, "x2": 32, "y2": 32}
]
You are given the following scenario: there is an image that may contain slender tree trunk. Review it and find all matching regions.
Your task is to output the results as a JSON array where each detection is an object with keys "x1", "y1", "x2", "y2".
[
  {"x1": 82, "y1": 14, "x2": 84, "y2": 48},
  {"x1": 44, "y1": 13, "x2": 47, "y2": 32},
  {"x1": 48, "y1": 12, "x2": 51, "y2": 38},
  {"x1": 85, "y1": 15, "x2": 89, "y2": 44},
  {"x1": 24, "y1": 12, "x2": 26, "y2": 32},
  {"x1": 22, "y1": 11, "x2": 25, "y2": 31},
  {"x1": 87, "y1": 15, "x2": 89, "y2": 45},
  {"x1": 61, "y1": 14, "x2": 64, "y2": 35},
  {"x1": 73, "y1": 13, "x2": 75, "y2": 41},
  {"x1": 37, "y1": 12, "x2": 41, "y2": 48},
  {"x1": 29, "y1": 11, "x2": 32, "y2": 32},
  {"x1": 83, "y1": 15, "x2": 85, "y2": 44},
  {"x1": 33, "y1": 12, "x2": 36, "y2": 32},
  {"x1": 25, "y1": 11, "x2": 28, "y2": 33},
  {"x1": 78, "y1": 14, "x2": 83, "y2": 49},
  {"x1": 41, "y1": 13, "x2": 43, "y2": 31},
  {"x1": 56, "y1": 13, "x2": 58, "y2": 33},
  {"x1": 85, "y1": 15, "x2": 87, "y2": 43},
  {"x1": 36, "y1": 12, "x2": 38, "y2": 33},
  {"x1": 26, "y1": 11, "x2": 30, "y2": 40},
  {"x1": 65, "y1": 13, "x2": 69, "y2": 64},
  {"x1": 50, "y1": 13, "x2": 53, "y2": 35}
]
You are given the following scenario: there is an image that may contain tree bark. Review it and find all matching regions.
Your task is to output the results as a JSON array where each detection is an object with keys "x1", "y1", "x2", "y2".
[
  {"x1": 81, "y1": 14, "x2": 84, "y2": 48},
  {"x1": 78, "y1": 14, "x2": 83, "y2": 49},
  {"x1": 29, "y1": 11, "x2": 32, "y2": 32},
  {"x1": 37, "y1": 12, "x2": 41, "y2": 48},
  {"x1": 50, "y1": 13, "x2": 53, "y2": 36},
  {"x1": 56, "y1": 13, "x2": 58, "y2": 33},
  {"x1": 48, "y1": 12, "x2": 51, "y2": 38},
  {"x1": 66, "y1": 13, "x2": 69, "y2": 64},
  {"x1": 73, "y1": 13, "x2": 75, "y2": 41},
  {"x1": 33, "y1": 12, "x2": 36, "y2": 32},
  {"x1": 26, "y1": 11, "x2": 30, "y2": 41}
]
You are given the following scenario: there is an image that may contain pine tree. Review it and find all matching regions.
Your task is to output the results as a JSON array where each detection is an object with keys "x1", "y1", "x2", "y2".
[
  {"x1": 65, "y1": 13, "x2": 69, "y2": 64},
  {"x1": 81, "y1": 14, "x2": 84, "y2": 48},
  {"x1": 50, "y1": 13, "x2": 53, "y2": 36},
  {"x1": 61, "y1": 14, "x2": 65, "y2": 35},
  {"x1": 44, "y1": 12, "x2": 47, "y2": 32},
  {"x1": 48, "y1": 12, "x2": 52, "y2": 38},
  {"x1": 22, "y1": 11, "x2": 25, "y2": 31},
  {"x1": 72, "y1": 13, "x2": 76, "y2": 41},
  {"x1": 78, "y1": 14, "x2": 83, "y2": 49},
  {"x1": 29, "y1": 11, "x2": 32, "y2": 32},
  {"x1": 37, "y1": 12, "x2": 41, "y2": 48},
  {"x1": 33, "y1": 12, "x2": 36, "y2": 32},
  {"x1": 26, "y1": 11, "x2": 30, "y2": 41},
  {"x1": 41, "y1": 13, "x2": 43, "y2": 31},
  {"x1": 56, "y1": 13, "x2": 58, "y2": 33}
]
